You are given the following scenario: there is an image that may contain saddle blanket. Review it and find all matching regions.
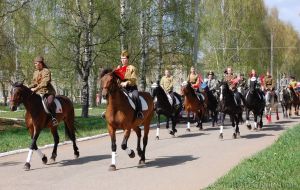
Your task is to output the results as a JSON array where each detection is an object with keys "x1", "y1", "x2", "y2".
[
  {"x1": 123, "y1": 91, "x2": 148, "y2": 111},
  {"x1": 166, "y1": 94, "x2": 180, "y2": 106},
  {"x1": 40, "y1": 95, "x2": 63, "y2": 114}
]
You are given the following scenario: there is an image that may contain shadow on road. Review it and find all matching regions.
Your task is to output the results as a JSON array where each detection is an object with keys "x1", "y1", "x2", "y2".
[
  {"x1": 177, "y1": 132, "x2": 208, "y2": 138},
  {"x1": 145, "y1": 155, "x2": 198, "y2": 168},
  {"x1": 59, "y1": 154, "x2": 110, "y2": 167},
  {"x1": 241, "y1": 133, "x2": 274, "y2": 139},
  {"x1": 274, "y1": 120, "x2": 295, "y2": 124},
  {"x1": 262, "y1": 125, "x2": 285, "y2": 131},
  {"x1": 0, "y1": 161, "x2": 22, "y2": 167}
]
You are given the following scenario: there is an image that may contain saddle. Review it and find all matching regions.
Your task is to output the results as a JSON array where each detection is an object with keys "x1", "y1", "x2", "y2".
[
  {"x1": 166, "y1": 93, "x2": 180, "y2": 106},
  {"x1": 122, "y1": 91, "x2": 148, "y2": 111},
  {"x1": 40, "y1": 95, "x2": 63, "y2": 114}
]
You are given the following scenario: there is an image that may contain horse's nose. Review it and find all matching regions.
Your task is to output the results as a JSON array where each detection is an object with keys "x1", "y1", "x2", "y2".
[{"x1": 102, "y1": 94, "x2": 107, "y2": 100}]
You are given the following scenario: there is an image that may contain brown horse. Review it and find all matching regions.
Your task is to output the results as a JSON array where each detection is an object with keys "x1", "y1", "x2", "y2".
[
  {"x1": 100, "y1": 69, "x2": 154, "y2": 171},
  {"x1": 181, "y1": 81, "x2": 206, "y2": 131},
  {"x1": 289, "y1": 86, "x2": 300, "y2": 115},
  {"x1": 9, "y1": 82, "x2": 79, "y2": 170}
]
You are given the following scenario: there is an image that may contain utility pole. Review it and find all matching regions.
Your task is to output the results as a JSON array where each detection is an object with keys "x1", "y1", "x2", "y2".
[{"x1": 270, "y1": 32, "x2": 274, "y2": 76}]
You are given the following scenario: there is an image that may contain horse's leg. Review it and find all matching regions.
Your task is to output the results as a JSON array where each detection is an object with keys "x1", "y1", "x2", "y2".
[
  {"x1": 231, "y1": 115, "x2": 237, "y2": 139},
  {"x1": 24, "y1": 129, "x2": 47, "y2": 170},
  {"x1": 133, "y1": 127, "x2": 143, "y2": 158},
  {"x1": 169, "y1": 116, "x2": 177, "y2": 136},
  {"x1": 64, "y1": 121, "x2": 80, "y2": 158},
  {"x1": 196, "y1": 111, "x2": 203, "y2": 130},
  {"x1": 140, "y1": 123, "x2": 150, "y2": 165},
  {"x1": 235, "y1": 115, "x2": 240, "y2": 138},
  {"x1": 253, "y1": 113, "x2": 258, "y2": 131},
  {"x1": 186, "y1": 111, "x2": 191, "y2": 132},
  {"x1": 245, "y1": 108, "x2": 251, "y2": 130},
  {"x1": 121, "y1": 129, "x2": 135, "y2": 159},
  {"x1": 155, "y1": 113, "x2": 160, "y2": 140},
  {"x1": 108, "y1": 127, "x2": 117, "y2": 171},
  {"x1": 49, "y1": 127, "x2": 59, "y2": 163},
  {"x1": 219, "y1": 112, "x2": 224, "y2": 139}
]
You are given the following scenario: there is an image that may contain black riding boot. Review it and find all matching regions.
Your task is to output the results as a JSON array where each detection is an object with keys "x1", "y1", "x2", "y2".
[
  {"x1": 132, "y1": 90, "x2": 144, "y2": 119},
  {"x1": 47, "y1": 94, "x2": 58, "y2": 126}
]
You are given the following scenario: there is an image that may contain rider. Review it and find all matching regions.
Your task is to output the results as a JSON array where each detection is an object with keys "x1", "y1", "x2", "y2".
[
  {"x1": 237, "y1": 73, "x2": 247, "y2": 93},
  {"x1": 223, "y1": 66, "x2": 242, "y2": 105},
  {"x1": 114, "y1": 50, "x2": 144, "y2": 119},
  {"x1": 187, "y1": 66, "x2": 203, "y2": 90},
  {"x1": 289, "y1": 76, "x2": 297, "y2": 89},
  {"x1": 28, "y1": 56, "x2": 58, "y2": 126},
  {"x1": 204, "y1": 70, "x2": 218, "y2": 97},
  {"x1": 264, "y1": 70, "x2": 276, "y2": 105},
  {"x1": 160, "y1": 69, "x2": 176, "y2": 107},
  {"x1": 279, "y1": 73, "x2": 290, "y2": 101},
  {"x1": 247, "y1": 69, "x2": 264, "y2": 99}
]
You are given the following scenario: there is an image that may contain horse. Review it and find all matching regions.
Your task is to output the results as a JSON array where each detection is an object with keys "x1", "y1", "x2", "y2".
[
  {"x1": 181, "y1": 81, "x2": 206, "y2": 131},
  {"x1": 217, "y1": 82, "x2": 243, "y2": 139},
  {"x1": 265, "y1": 89, "x2": 279, "y2": 123},
  {"x1": 244, "y1": 78, "x2": 265, "y2": 130},
  {"x1": 200, "y1": 83, "x2": 218, "y2": 127},
  {"x1": 150, "y1": 81, "x2": 183, "y2": 140},
  {"x1": 100, "y1": 69, "x2": 154, "y2": 171},
  {"x1": 288, "y1": 86, "x2": 300, "y2": 116},
  {"x1": 280, "y1": 87, "x2": 292, "y2": 118},
  {"x1": 9, "y1": 82, "x2": 79, "y2": 170}
]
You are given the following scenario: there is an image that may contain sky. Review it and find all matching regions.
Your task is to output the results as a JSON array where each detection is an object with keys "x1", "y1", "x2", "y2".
[{"x1": 264, "y1": 0, "x2": 300, "y2": 34}]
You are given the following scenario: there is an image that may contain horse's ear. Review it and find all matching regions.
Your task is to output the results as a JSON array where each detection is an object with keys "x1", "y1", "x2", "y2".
[{"x1": 100, "y1": 68, "x2": 113, "y2": 78}]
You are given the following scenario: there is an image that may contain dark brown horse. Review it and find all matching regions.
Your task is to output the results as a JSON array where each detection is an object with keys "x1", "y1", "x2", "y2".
[
  {"x1": 100, "y1": 69, "x2": 154, "y2": 171},
  {"x1": 181, "y1": 81, "x2": 206, "y2": 131},
  {"x1": 289, "y1": 86, "x2": 300, "y2": 115},
  {"x1": 9, "y1": 82, "x2": 79, "y2": 170}
]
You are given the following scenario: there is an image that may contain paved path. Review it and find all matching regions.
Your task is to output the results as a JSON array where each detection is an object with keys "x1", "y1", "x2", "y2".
[{"x1": 0, "y1": 115, "x2": 299, "y2": 190}]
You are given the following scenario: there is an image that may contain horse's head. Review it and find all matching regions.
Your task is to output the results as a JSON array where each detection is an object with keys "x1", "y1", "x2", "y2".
[
  {"x1": 219, "y1": 81, "x2": 230, "y2": 101},
  {"x1": 10, "y1": 81, "x2": 27, "y2": 111},
  {"x1": 150, "y1": 80, "x2": 160, "y2": 98},
  {"x1": 100, "y1": 69, "x2": 119, "y2": 100},
  {"x1": 181, "y1": 81, "x2": 192, "y2": 96},
  {"x1": 249, "y1": 77, "x2": 257, "y2": 93}
]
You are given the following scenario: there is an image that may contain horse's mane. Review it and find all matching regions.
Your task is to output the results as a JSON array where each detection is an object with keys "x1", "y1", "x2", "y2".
[{"x1": 100, "y1": 68, "x2": 113, "y2": 78}]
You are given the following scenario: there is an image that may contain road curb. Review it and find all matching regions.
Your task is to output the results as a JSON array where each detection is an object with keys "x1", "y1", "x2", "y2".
[{"x1": 0, "y1": 122, "x2": 166, "y2": 158}]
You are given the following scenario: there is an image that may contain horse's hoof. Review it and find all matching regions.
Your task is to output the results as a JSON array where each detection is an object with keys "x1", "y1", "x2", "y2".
[
  {"x1": 74, "y1": 151, "x2": 80, "y2": 159},
  {"x1": 129, "y1": 150, "x2": 135, "y2": 158},
  {"x1": 49, "y1": 158, "x2": 56, "y2": 164},
  {"x1": 169, "y1": 131, "x2": 175, "y2": 136},
  {"x1": 24, "y1": 162, "x2": 31, "y2": 171},
  {"x1": 232, "y1": 133, "x2": 237, "y2": 139},
  {"x1": 42, "y1": 155, "x2": 48, "y2": 164},
  {"x1": 186, "y1": 128, "x2": 191, "y2": 132},
  {"x1": 219, "y1": 133, "x2": 223, "y2": 139},
  {"x1": 276, "y1": 116, "x2": 280, "y2": 120},
  {"x1": 139, "y1": 160, "x2": 146, "y2": 165},
  {"x1": 199, "y1": 126, "x2": 203, "y2": 131},
  {"x1": 108, "y1": 165, "x2": 116, "y2": 171},
  {"x1": 237, "y1": 132, "x2": 241, "y2": 138},
  {"x1": 155, "y1": 136, "x2": 159, "y2": 140},
  {"x1": 246, "y1": 124, "x2": 252, "y2": 130}
]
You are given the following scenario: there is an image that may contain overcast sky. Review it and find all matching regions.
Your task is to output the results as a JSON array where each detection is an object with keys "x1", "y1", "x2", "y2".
[{"x1": 264, "y1": 0, "x2": 300, "y2": 34}]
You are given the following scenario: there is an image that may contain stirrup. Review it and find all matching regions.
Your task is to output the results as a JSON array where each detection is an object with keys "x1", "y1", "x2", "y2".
[{"x1": 52, "y1": 117, "x2": 58, "y2": 126}]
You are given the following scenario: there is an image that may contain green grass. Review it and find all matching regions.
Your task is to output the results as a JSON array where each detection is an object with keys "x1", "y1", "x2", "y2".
[{"x1": 206, "y1": 124, "x2": 300, "y2": 190}]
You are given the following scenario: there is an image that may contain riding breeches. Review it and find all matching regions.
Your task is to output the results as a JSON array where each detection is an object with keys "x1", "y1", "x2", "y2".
[
  {"x1": 45, "y1": 94, "x2": 56, "y2": 116},
  {"x1": 125, "y1": 86, "x2": 142, "y2": 114}
]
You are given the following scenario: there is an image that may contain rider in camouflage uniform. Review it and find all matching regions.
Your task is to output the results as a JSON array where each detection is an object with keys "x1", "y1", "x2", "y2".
[
  {"x1": 204, "y1": 70, "x2": 219, "y2": 98},
  {"x1": 264, "y1": 71, "x2": 276, "y2": 105},
  {"x1": 279, "y1": 73, "x2": 290, "y2": 101}
]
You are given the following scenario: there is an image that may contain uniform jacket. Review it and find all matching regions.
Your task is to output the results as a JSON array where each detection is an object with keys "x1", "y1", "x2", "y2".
[
  {"x1": 160, "y1": 76, "x2": 174, "y2": 92},
  {"x1": 28, "y1": 68, "x2": 56, "y2": 95},
  {"x1": 264, "y1": 76, "x2": 275, "y2": 90}
]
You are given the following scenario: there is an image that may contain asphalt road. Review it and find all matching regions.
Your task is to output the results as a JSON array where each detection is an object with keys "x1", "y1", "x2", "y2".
[{"x1": 0, "y1": 115, "x2": 299, "y2": 190}]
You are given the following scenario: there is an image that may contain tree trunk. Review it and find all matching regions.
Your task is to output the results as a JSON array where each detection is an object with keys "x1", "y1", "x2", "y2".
[
  {"x1": 139, "y1": 0, "x2": 149, "y2": 91},
  {"x1": 192, "y1": 0, "x2": 199, "y2": 68},
  {"x1": 156, "y1": 0, "x2": 163, "y2": 81},
  {"x1": 120, "y1": 0, "x2": 128, "y2": 50}
]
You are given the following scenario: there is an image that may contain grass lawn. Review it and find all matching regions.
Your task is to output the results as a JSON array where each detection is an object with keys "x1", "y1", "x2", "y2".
[
  {"x1": 206, "y1": 124, "x2": 300, "y2": 190},
  {"x1": 0, "y1": 105, "x2": 165, "y2": 153}
]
